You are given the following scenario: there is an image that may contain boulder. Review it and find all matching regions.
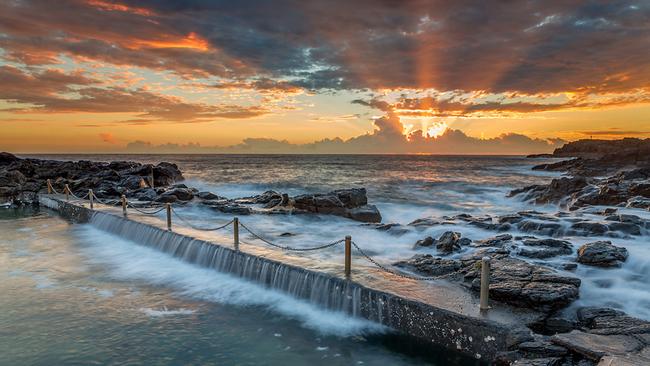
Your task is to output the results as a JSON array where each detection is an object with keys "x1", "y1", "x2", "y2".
[
  {"x1": 197, "y1": 191, "x2": 221, "y2": 200},
  {"x1": 436, "y1": 231, "x2": 462, "y2": 253},
  {"x1": 473, "y1": 234, "x2": 513, "y2": 247},
  {"x1": 394, "y1": 254, "x2": 462, "y2": 277},
  {"x1": 519, "y1": 239, "x2": 573, "y2": 259},
  {"x1": 159, "y1": 187, "x2": 193, "y2": 201},
  {"x1": 570, "y1": 222, "x2": 609, "y2": 236},
  {"x1": 413, "y1": 236, "x2": 435, "y2": 248},
  {"x1": 576, "y1": 241, "x2": 628, "y2": 267},
  {"x1": 347, "y1": 204, "x2": 382, "y2": 223},
  {"x1": 463, "y1": 257, "x2": 581, "y2": 313}
]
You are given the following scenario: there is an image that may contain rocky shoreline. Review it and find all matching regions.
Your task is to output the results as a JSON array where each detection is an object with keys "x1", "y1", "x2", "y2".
[
  {"x1": 0, "y1": 152, "x2": 381, "y2": 222},
  {"x1": 393, "y1": 138, "x2": 650, "y2": 365},
  {"x1": 2, "y1": 140, "x2": 649, "y2": 365}
]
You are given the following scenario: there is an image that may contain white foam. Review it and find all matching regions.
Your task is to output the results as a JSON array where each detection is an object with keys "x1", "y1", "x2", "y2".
[
  {"x1": 141, "y1": 307, "x2": 196, "y2": 317},
  {"x1": 74, "y1": 226, "x2": 385, "y2": 336}
]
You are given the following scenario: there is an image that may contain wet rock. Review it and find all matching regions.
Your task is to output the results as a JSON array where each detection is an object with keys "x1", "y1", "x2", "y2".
[
  {"x1": 577, "y1": 307, "x2": 650, "y2": 335},
  {"x1": 473, "y1": 234, "x2": 513, "y2": 247},
  {"x1": 563, "y1": 263, "x2": 578, "y2": 271},
  {"x1": 347, "y1": 204, "x2": 382, "y2": 223},
  {"x1": 413, "y1": 236, "x2": 435, "y2": 248},
  {"x1": 394, "y1": 254, "x2": 461, "y2": 277},
  {"x1": 0, "y1": 152, "x2": 19, "y2": 165},
  {"x1": 436, "y1": 231, "x2": 462, "y2": 253},
  {"x1": 0, "y1": 169, "x2": 26, "y2": 198},
  {"x1": 120, "y1": 175, "x2": 149, "y2": 190},
  {"x1": 576, "y1": 241, "x2": 628, "y2": 267},
  {"x1": 373, "y1": 223, "x2": 409, "y2": 236},
  {"x1": 552, "y1": 331, "x2": 643, "y2": 361},
  {"x1": 158, "y1": 187, "x2": 194, "y2": 202},
  {"x1": 197, "y1": 191, "x2": 221, "y2": 200},
  {"x1": 463, "y1": 257, "x2": 581, "y2": 313},
  {"x1": 408, "y1": 218, "x2": 444, "y2": 227},
  {"x1": 606, "y1": 222, "x2": 641, "y2": 236},
  {"x1": 517, "y1": 221, "x2": 564, "y2": 236},
  {"x1": 131, "y1": 187, "x2": 157, "y2": 201},
  {"x1": 509, "y1": 176, "x2": 589, "y2": 205},
  {"x1": 279, "y1": 232, "x2": 296, "y2": 237},
  {"x1": 519, "y1": 239, "x2": 573, "y2": 259},
  {"x1": 518, "y1": 340, "x2": 569, "y2": 358},
  {"x1": 291, "y1": 188, "x2": 381, "y2": 222},
  {"x1": 570, "y1": 222, "x2": 609, "y2": 236},
  {"x1": 203, "y1": 201, "x2": 252, "y2": 215},
  {"x1": 626, "y1": 196, "x2": 650, "y2": 209},
  {"x1": 153, "y1": 162, "x2": 184, "y2": 187}
]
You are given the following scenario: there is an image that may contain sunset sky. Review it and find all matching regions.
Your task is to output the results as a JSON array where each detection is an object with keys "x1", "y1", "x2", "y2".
[{"x1": 1, "y1": 0, "x2": 649, "y2": 154}]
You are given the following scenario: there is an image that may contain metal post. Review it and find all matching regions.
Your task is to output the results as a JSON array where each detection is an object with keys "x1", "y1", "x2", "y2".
[
  {"x1": 150, "y1": 166, "x2": 155, "y2": 189},
  {"x1": 480, "y1": 257, "x2": 491, "y2": 312},
  {"x1": 47, "y1": 179, "x2": 52, "y2": 194},
  {"x1": 121, "y1": 195, "x2": 127, "y2": 217},
  {"x1": 233, "y1": 217, "x2": 239, "y2": 251},
  {"x1": 89, "y1": 189, "x2": 94, "y2": 210},
  {"x1": 345, "y1": 235, "x2": 352, "y2": 278},
  {"x1": 166, "y1": 203, "x2": 172, "y2": 231},
  {"x1": 65, "y1": 184, "x2": 70, "y2": 201}
]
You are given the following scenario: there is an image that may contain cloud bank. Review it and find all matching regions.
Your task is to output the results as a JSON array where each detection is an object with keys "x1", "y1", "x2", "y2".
[{"x1": 126, "y1": 113, "x2": 564, "y2": 154}]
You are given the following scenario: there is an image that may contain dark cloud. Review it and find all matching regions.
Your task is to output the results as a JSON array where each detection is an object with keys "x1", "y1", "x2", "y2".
[{"x1": 1, "y1": 0, "x2": 649, "y2": 96}]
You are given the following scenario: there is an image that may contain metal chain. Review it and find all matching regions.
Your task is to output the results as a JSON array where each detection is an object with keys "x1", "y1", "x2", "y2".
[
  {"x1": 350, "y1": 241, "x2": 452, "y2": 281},
  {"x1": 239, "y1": 222, "x2": 345, "y2": 251},
  {"x1": 127, "y1": 203, "x2": 166, "y2": 215},
  {"x1": 170, "y1": 206, "x2": 233, "y2": 231}
]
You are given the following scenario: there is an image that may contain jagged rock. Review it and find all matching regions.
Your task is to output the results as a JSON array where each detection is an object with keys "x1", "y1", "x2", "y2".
[
  {"x1": 552, "y1": 331, "x2": 643, "y2": 361},
  {"x1": 203, "y1": 201, "x2": 252, "y2": 215},
  {"x1": 576, "y1": 241, "x2": 628, "y2": 267},
  {"x1": 291, "y1": 188, "x2": 381, "y2": 222},
  {"x1": 157, "y1": 187, "x2": 194, "y2": 202},
  {"x1": 517, "y1": 221, "x2": 564, "y2": 236},
  {"x1": 435, "y1": 231, "x2": 462, "y2": 253},
  {"x1": 518, "y1": 340, "x2": 568, "y2": 358},
  {"x1": 473, "y1": 234, "x2": 513, "y2": 247},
  {"x1": 519, "y1": 239, "x2": 573, "y2": 259},
  {"x1": 509, "y1": 176, "x2": 589, "y2": 204},
  {"x1": 463, "y1": 257, "x2": 581, "y2": 313},
  {"x1": 570, "y1": 222, "x2": 609, "y2": 236},
  {"x1": 372, "y1": 223, "x2": 409, "y2": 235},
  {"x1": 347, "y1": 204, "x2": 382, "y2": 223},
  {"x1": 197, "y1": 191, "x2": 221, "y2": 200},
  {"x1": 394, "y1": 254, "x2": 461, "y2": 276},
  {"x1": 626, "y1": 196, "x2": 650, "y2": 209},
  {"x1": 407, "y1": 217, "x2": 445, "y2": 227},
  {"x1": 577, "y1": 307, "x2": 650, "y2": 335},
  {"x1": 413, "y1": 236, "x2": 435, "y2": 248},
  {"x1": 131, "y1": 188, "x2": 157, "y2": 201}
]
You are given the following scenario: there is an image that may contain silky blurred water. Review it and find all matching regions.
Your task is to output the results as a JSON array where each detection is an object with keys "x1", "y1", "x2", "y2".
[{"x1": 0, "y1": 207, "x2": 482, "y2": 366}]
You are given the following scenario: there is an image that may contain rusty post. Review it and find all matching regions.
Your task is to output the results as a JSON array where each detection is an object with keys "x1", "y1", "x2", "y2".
[
  {"x1": 121, "y1": 195, "x2": 127, "y2": 217},
  {"x1": 89, "y1": 189, "x2": 94, "y2": 210},
  {"x1": 47, "y1": 179, "x2": 52, "y2": 194},
  {"x1": 233, "y1": 217, "x2": 239, "y2": 251},
  {"x1": 64, "y1": 184, "x2": 70, "y2": 201},
  {"x1": 166, "y1": 203, "x2": 172, "y2": 231},
  {"x1": 345, "y1": 235, "x2": 352, "y2": 278},
  {"x1": 480, "y1": 257, "x2": 491, "y2": 312}
]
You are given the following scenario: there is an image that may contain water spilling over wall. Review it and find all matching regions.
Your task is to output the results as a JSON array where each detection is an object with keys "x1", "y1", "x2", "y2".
[{"x1": 41, "y1": 195, "x2": 532, "y2": 361}]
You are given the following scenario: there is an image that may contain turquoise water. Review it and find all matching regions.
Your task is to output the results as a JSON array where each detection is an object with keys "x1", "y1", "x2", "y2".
[{"x1": 0, "y1": 207, "x2": 481, "y2": 365}]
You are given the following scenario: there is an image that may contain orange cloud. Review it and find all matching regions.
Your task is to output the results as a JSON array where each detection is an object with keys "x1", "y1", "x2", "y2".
[
  {"x1": 86, "y1": 0, "x2": 154, "y2": 17},
  {"x1": 126, "y1": 32, "x2": 210, "y2": 51},
  {"x1": 99, "y1": 132, "x2": 117, "y2": 144}
]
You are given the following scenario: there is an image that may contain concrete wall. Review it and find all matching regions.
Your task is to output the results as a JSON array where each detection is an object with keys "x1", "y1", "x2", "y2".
[{"x1": 40, "y1": 195, "x2": 532, "y2": 362}]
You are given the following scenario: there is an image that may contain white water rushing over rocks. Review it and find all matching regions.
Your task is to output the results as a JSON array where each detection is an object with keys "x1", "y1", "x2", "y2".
[{"x1": 31, "y1": 154, "x2": 650, "y2": 320}]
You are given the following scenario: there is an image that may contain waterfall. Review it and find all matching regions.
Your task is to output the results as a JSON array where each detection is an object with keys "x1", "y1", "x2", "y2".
[{"x1": 88, "y1": 211, "x2": 374, "y2": 320}]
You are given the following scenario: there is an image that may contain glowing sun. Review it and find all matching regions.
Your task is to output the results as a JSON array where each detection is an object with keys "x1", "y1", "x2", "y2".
[{"x1": 427, "y1": 122, "x2": 448, "y2": 138}]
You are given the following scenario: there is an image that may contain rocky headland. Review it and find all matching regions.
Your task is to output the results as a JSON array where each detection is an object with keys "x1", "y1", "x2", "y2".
[
  {"x1": 0, "y1": 152, "x2": 381, "y2": 222},
  {"x1": 393, "y1": 138, "x2": 650, "y2": 365}
]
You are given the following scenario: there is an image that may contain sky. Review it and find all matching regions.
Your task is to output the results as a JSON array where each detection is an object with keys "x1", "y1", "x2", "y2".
[{"x1": 0, "y1": 0, "x2": 649, "y2": 154}]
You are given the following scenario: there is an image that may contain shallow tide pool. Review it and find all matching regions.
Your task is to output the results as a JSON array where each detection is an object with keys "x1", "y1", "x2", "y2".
[{"x1": 0, "y1": 208, "x2": 481, "y2": 366}]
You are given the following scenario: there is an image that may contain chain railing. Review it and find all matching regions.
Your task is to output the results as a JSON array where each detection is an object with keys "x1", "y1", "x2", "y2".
[{"x1": 42, "y1": 178, "x2": 492, "y2": 308}]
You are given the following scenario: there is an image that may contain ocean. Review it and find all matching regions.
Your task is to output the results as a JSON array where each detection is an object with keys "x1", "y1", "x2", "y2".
[{"x1": 3, "y1": 154, "x2": 650, "y2": 365}]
